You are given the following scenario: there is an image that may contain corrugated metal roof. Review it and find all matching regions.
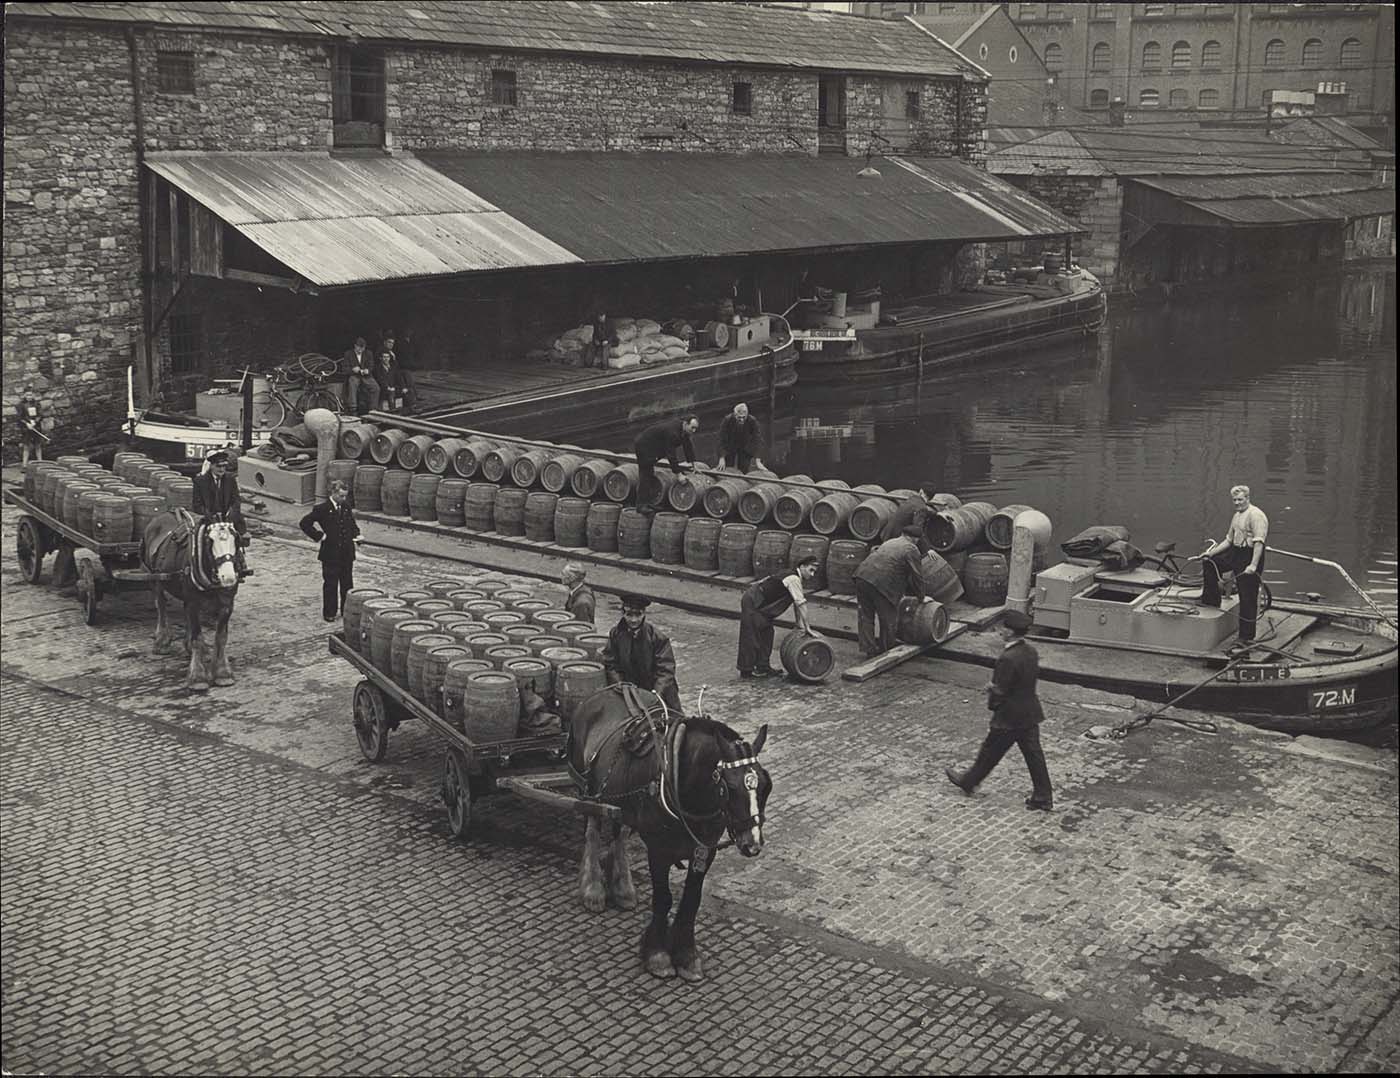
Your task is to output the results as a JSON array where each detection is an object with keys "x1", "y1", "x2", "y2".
[
  {"x1": 1180, "y1": 187, "x2": 1396, "y2": 226},
  {"x1": 8, "y1": 0, "x2": 981, "y2": 78},
  {"x1": 1131, "y1": 173, "x2": 1387, "y2": 201},
  {"x1": 146, "y1": 153, "x2": 579, "y2": 285},
  {"x1": 416, "y1": 151, "x2": 1084, "y2": 262}
]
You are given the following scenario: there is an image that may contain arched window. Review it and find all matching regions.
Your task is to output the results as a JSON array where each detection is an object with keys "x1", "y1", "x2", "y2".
[
  {"x1": 1201, "y1": 40, "x2": 1221, "y2": 68},
  {"x1": 1092, "y1": 42, "x2": 1112, "y2": 71},
  {"x1": 1301, "y1": 38, "x2": 1323, "y2": 67},
  {"x1": 1264, "y1": 39, "x2": 1285, "y2": 67},
  {"x1": 1044, "y1": 42, "x2": 1063, "y2": 70},
  {"x1": 1142, "y1": 41, "x2": 1161, "y2": 68},
  {"x1": 1139, "y1": 88, "x2": 1160, "y2": 108},
  {"x1": 1090, "y1": 88, "x2": 1110, "y2": 108},
  {"x1": 1172, "y1": 41, "x2": 1191, "y2": 69},
  {"x1": 1168, "y1": 88, "x2": 1188, "y2": 108},
  {"x1": 1198, "y1": 88, "x2": 1220, "y2": 109},
  {"x1": 1341, "y1": 38, "x2": 1362, "y2": 65}
]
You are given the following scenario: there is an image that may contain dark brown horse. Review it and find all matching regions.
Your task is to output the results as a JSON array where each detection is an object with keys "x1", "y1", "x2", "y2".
[
  {"x1": 568, "y1": 684, "x2": 771, "y2": 982},
  {"x1": 141, "y1": 510, "x2": 241, "y2": 692}
]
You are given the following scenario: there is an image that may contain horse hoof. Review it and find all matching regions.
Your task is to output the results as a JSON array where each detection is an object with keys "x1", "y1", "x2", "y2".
[
  {"x1": 581, "y1": 885, "x2": 606, "y2": 913},
  {"x1": 213, "y1": 676, "x2": 234, "y2": 687},
  {"x1": 609, "y1": 891, "x2": 637, "y2": 912},
  {"x1": 645, "y1": 951, "x2": 676, "y2": 979},
  {"x1": 676, "y1": 958, "x2": 705, "y2": 984},
  {"x1": 187, "y1": 682, "x2": 210, "y2": 694}
]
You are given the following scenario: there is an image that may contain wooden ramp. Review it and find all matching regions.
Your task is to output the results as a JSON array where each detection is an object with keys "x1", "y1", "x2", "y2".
[{"x1": 841, "y1": 601, "x2": 1004, "y2": 682}]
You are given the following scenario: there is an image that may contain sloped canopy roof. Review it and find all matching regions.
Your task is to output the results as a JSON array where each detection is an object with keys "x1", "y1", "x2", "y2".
[{"x1": 1130, "y1": 173, "x2": 1395, "y2": 226}]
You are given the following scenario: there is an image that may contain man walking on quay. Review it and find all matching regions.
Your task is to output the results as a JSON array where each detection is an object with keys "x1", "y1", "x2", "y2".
[
  {"x1": 1192, "y1": 483, "x2": 1269, "y2": 643},
  {"x1": 300, "y1": 478, "x2": 361, "y2": 622},
  {"x1": 716, "y1": 401, "x2": 765, "y2": 474},
  {"x1": 853, "y1": 524, "x2": 925, "y2": 657},
  {"x1": 737, "y1": 556, "x2": 822, "y2": 679},
  {"x1": 602, "y1": 594, "x2": 684, "y2": 715},
  {"x1": 945, "y1": 610, "x2": 1054, "y2": 811},
  {"x1": 881, "y1": 481, "x2": 939, "y2": 546},
  {"x1": 632, "y1": 414, "x2": 698, "y2": 514}
]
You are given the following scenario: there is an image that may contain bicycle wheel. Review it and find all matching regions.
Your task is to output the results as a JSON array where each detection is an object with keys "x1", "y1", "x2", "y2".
[
  {"x1": 298, "y1": 387, "x2": 342, "y2": 414},
  {"x1": 262, "y1": 394, "x2": 290, "y2": 430},
  {"x1": 295, "y1": 353, "x2": 339, "y2": 380},
  {"x1": 1168, "y1": 559, "x2": 1204, "y2": 587}
]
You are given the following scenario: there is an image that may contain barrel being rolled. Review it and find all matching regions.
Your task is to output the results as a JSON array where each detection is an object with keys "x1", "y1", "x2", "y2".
[
  {"x1": 380, "y1": 470, "x2": 413, "y2": 517},
  {"x1": 554, "y1": 496, "x2": 590, "y2": 547},
  {"x1": 649, "y1": 512, "x2": 688, "y2": 564},
  {"x1": 684, "y1": 517, "x2": 721, "y2": 571},
  {"x1": 370, "y1": 428, "x2": 408, "y2": 466},
  {"x1": 617, "y1": 508, "x2": 652, "y2": 559},
  {"x1": 928, "y1": 501, "x2": 996, "y2": 554},
  {"x1": 825, "y1": 539, "x2": 868, "y2": 596},
  {"x1": 353, "y1": 464, "x2": 386, "y2": 512},
  {"x1": 779, "y1": 631, "x2": 835, "y2": 684},
  {"x1": 494, "y1": 487, "x2": 528, "y2": 536},
  {"x1": 524, "y1": 492, "x2": 558, "y2": 541},
  {"x1": 896, "y1": 597, "x2": 950, "y2": 646},
  {"x1": 718, "y1": 522, "x2": 757, "y2": 577},
  {"x1": 920, "y1": 550, "x2": 965, "y2": 605},
  {"x1": 962, "y1": 552, "x2": 1010, "y2": 606}
]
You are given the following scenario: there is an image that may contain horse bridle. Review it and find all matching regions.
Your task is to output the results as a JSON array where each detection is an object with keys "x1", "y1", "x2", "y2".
[
  {"x1": 198, "y1": 520, "x2": 240, "y2": 590},
  {"x1": 664, "y1": 730, "x2": 767, "y2": 853}
]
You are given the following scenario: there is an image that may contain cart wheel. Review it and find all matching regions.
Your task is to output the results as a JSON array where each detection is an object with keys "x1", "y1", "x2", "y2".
[
  {"x1": 16, "y1": 517, "x2": 46, "y2": 584},
  {"x1": 352, "y1": 680, "x2": 391, "y2": 763},
  {"x1": 442, "y1": 749, "x2": 473, "y2": 839},
  {"x1": 77, "y1": 563, "x2": 100, "y2": 626}
]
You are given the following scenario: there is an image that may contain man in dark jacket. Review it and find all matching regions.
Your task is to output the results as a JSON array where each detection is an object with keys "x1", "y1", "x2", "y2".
[
  {"x1": 881, "y1": 482, "x2": 939, "y2": 547},
  {"x1": 632, "y1": 414, "x2": 698, "y2": 513},
  {"x1": 602, "y1": 595, "x2": 683, "y2": 715},
  {"x1": 342, "y1": 336, "x2": 378, "y2": 416},
  {"x1": 587, "y1": 311, "x2": 619, "y2": 370},
  {"x1": 561, "y1": 562, "x2": 596, "y2": 624},
  {"x1": 300, "y1": 478, "x2": 361, "y2": 621},
  {"x1": 945, "y1": 610, "x2": 1054, "y2": 811},
  {"x1": 192, "y1": 450, "x2": 248, "y2": 536},
  {"x1": 853, "y1": 524, "x2": 925, "y2": 657},
  {"x1": 716, "y1": 401, "x2": 765, "y2": 474}
]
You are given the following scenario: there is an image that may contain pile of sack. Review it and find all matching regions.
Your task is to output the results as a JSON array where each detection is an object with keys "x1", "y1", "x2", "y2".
[{"x1": 545, "y1": 316, "x2": 691, "y2": 370}]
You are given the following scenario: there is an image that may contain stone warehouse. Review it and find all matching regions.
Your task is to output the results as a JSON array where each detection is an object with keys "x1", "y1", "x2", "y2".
[{"x1": 3, "y1": 0, "x2": 1035, "y2": 455}]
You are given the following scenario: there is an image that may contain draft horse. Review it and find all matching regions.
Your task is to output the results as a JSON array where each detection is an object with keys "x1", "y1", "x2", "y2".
[
  {"x1": 141, "y1": 509, "x2": 241, "y2": 692},
  {"x1": 568, "y1": 683, "x2": 771, "y2": 982}
]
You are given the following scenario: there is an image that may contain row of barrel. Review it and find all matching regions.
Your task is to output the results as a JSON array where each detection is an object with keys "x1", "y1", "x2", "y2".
[
  {"x1": 22, "y1": 453, "x2": 195, "y2": 545},
  {"x1": 344, "y1": 574, "x2": 614, "y2": 743},
  {"x1": 336, "y1": 422, "x2": 1038, "y2": 553}
]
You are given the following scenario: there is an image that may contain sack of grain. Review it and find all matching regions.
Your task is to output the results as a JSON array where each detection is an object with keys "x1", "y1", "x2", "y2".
[
  {"x1": 609, "y1": 342, "x2": 638, "y2": 359},
  {"x1": 635, "y1": 318, "x2": 662, "y2": 337},
  {"x1": 653, "y1": 334, "x2": 685, "y2": 350},
  {"x1": 664, "y1": 345, "x2": 690, "y2": 360},
  {"x1": 608, "y1": 351, "x2": 642, "y2": 370},
  {"x1": 561, "y1": 324, "x2": 594, "y2": 345}
]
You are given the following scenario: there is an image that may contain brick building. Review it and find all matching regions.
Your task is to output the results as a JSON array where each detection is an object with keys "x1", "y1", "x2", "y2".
[{"x1": 5, "y1": 1, "x2": 1086, "y2": 457}]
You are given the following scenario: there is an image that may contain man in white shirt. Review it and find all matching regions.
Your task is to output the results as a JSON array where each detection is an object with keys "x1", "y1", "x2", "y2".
[
  {"x1": 1193, "y1": 483, "x2": 1269, "y2": 642},
  {"x1": 737, "y1": 556, "x2": 822, "y2": 679}
]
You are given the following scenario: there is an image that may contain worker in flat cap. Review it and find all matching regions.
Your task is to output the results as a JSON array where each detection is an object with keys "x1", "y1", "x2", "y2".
[
  {"x1": 602, "y1": 594, "x2": 683, "y2": 715},
  {"x1": 945, "y1": 608, "x2": 1054, "y2": 811}
]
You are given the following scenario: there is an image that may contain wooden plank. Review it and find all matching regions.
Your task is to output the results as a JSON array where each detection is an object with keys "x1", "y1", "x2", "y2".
[
  {"x1": 167, "y1": 184, "x2": 180, "y2": 273},
  {"x1": 224, "y1": 267, "x2": 300, "y2": 290},
  {"x1": 841, "y1": 622, "x2": 970, "y2": 682}
]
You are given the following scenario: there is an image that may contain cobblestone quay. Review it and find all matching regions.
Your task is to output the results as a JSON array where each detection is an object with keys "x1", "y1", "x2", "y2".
[{"x1": 1, "y1": 493, "x2": 1396, "y2": 1073}]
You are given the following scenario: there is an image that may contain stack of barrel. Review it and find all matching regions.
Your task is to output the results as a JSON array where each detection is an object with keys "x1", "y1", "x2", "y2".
[
  {"x1": 342, "y1": 572, "x2": 611, "y2": 744},
  {"x1": 327, "y1": 421, "x2": 1056, "y2": 608},
  {"x1": 23, "y1": 451, "x2": 200, "y2": 544}
]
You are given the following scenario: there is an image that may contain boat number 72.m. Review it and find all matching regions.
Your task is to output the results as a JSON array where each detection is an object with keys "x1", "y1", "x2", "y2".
[{"x1": 1309, "y1": 686, "x2": 1357, "y2": 710}]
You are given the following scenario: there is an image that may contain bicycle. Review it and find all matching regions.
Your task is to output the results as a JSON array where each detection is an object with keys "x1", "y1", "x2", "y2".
[
  {"x1": 1143, "y1": 539, "x2": 1273, "y2": 615},
  {"x1": 238, "y1": 354, "x2": 344, "y2": 428}
]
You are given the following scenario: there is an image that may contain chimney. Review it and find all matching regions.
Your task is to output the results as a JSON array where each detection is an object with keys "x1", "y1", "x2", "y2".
[
  {"x1": 1108, "y1": 97, "x2": 1126, "y2": 127},
  {"x1": 1315, "y1": 81, "x2": 1349, "y2": 116}
]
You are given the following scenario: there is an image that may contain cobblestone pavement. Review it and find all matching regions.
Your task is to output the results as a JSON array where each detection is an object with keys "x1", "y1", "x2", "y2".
[
  {"x1": 2, "y1": 677, "x2": 1245, "y2": 1076},
  {"x1": 2, "y1": 496, "x2": 1397, "y2": 1073}
]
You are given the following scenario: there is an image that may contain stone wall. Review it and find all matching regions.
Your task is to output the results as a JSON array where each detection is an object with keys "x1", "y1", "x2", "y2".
[
  {"x1": 997, "y1": 174, "x2": 1123, "y2": 286},
  {"x1": 3, "y1": 22, "x2": 141, "y2": 459}
]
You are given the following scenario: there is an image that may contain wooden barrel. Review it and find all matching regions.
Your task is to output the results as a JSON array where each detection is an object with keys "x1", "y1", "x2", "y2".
[
  {"x1": 896, "y1": 598, "x2": 951, "y2": 646},
  {"x1": 555, "y1": 661, "x2": 607, "y2": 722},
  {"x1": 57, "y1": 478, "x2": 95, "y2": 527},
  {"x1": 370, "y1": 609, "x2": 416, "y2": 675},
  {"x1": 667, "y1": 471, "x2": 713, "y2": 513},
  {"x1": 446, "y1": 622, "x2": 489, "y2": 648},
  {"x1": 849, "y1": 497, "x2": 895, "y2": 543},
  {"x1": 463, "y1": 671, "x2": 521, "y2": 742},
  {"x1": 575, "y1": 633, "x2": 609, "y2": 663},
  {"x1": 37, "y1": 467, "x2": 66, "y2": 513},
  {"x1": 430, "y1": 612, "x2": 473, "y2": 636},
  {"x1": 494, "y1": 487, "x2": 527, "y2": 536},
  {"x1": 55, "y1": 455, "x2": 91, "y2": 468},
  {"x1": 76, "y1": 489, "x2": 107, "y2": 536},
  {"x1": 541, "y1": 646, "x2": 589, "y2": 684},
  {"x1": 603, "y1": 463, "x2": 639, "y2": 504},
  {"x1": 342, "y1": 588, "x2": 386, "y2": 648},
  {"x1": 446, "y1": 590, "x2": 487, "y2": 610},
  {"x1": 23, "y1": 461, "x2": 60, "y2": 501},
  {"x1": 514, "y1": 598, "x2": 553, "y2": 624},
  {"x1": 378, "y1": 470, "x2": 412, "y2": 517},
  {"x1": 779, "y1": 631, "x2": 835, "y2": 684},
  {"x1": 826, "y1": 539, "x2": 868, "y2": 596},
  {"x1": 163, "y1": 477, "x2": 194, "y2": 512},
  {"x1": 450, "y1": 438, "x2": 496, "y2": 479},
  {"x1": 963, "y1": 552, "x2": 1009, "y2": 606},
  {"x1": 481, "y1": 445, "x2": 522, "y2": 484},
  {"x1": 396, "y1": 433, "x2": 435, "y2": 471},
  {"x1": 442, "y1": 658, "x2": 495, "y2": 730},
  {"x1": 525, "y1": 633, "x2": 567, "y2": 658},
  {"x1": 532, "y1": 610, "x2": 574, "y2": 632},
  {"x1": 774, "y1": 483, "x2": 819, "y2": 530},
  {"x1": 130, "y1": 494, "x2": 167, "y2": 540},
  {"x1": 483, "y1": 611, "x2": 527, "y2": 632},
  {"x1": 811, "y1": 491, "x2": 861, "y2": 536},
  {"x1": 553, "y1": 497, "x2": 590, "y2": 547},
  {"x1": 111, "y1": 453, "x2": 148, "y2": 482},
  {"x1": 464, "y1": 631, "x2": 510, "y2": 659},
  {"x1": 718, "y1": 522, "x2": 757, "y2": 577},
  {"x1": 586, "y1": 502, "x2": 622, "y2": 552},
  {"x1": 752, "y1": 529, "x2": 792, "y2": 576},
  {"x1": 502, "y1": 625, "x2": 541, "y2": 650},
  {"x1": 339, "y1": 422, "x2": 378, "y2": 460},
  {"x1": 464, "y1": 599, "x2": 505, "y2": 620},
  {"x1": 493, "y1": 588, "x2": 534, "y2": 611},
  {"x1": 412, "y1": 598, "x2": 455, "y2": 618},
  {"x1": 649, "y1": 511, "x2": 688, "y2": 564},
  {"x1": 683, "y1": 517, "x2": 721, "y2": 571},
  {"x1": 423, "y1": 645, "x2": 472, "y2": 716},
  {"x1": 407, "y1": 633, "x2": 454, "y2": 702},
  {"x1": 570, "y1": 458, "x2": 612, "y2": 498},
  {"x1": 353, "y1": 464, "x2": 386, "y2": 512},
  {"x1": 474, "y1": 577, "x2": 510, "y2": 597},
  {"x1": 511, "y1": 448, "x2": 553, "y2": 488},
  {"x1": 790, "y1": 535, "x2": 830, "y2": 590},
  {"x1": 703, "y1": 477, "x2": 749, "y2": 519},
  {"x1": 932, "y1": 492, "x2": 963, "y2": 512},
  {"x1": 424, "y1": 437, "x2": 469, "y2": 475},
  {"x1": 524, "y1": 492, "x2": 558, "y2": 541},
  {"x1": 986, "y1": 505, "x2": 1035, "y2": 550},
  {"x1": 145, "y1": 465, "x2": 180, "y2": 491},
  {"x1": 463, "y1": 482, "x2": 496, "y2": 531},
  {"x1": 484, "y1": 643, "x2": 533, "y2": 670},
  {"x1": 435, "y1": 478, "x2": 468, "y2": 526},
  {"x1": 408, "y1": 473, "x2": 441, "y2": 521},
  {"x1": 326, "y1": 460, "x2": 359, "y2": 505},
  {"x1": 390, "y1": 620, "x2": 438, "y2": 688},
  {"x1": 617, "y1": 508, "x2": 652, "y2": 559},
  {"x1": 370, "y1": 428, "x2": 408, "y2": 466},
  {"x1": 396, "y1": 589, "x2": 433, "y2": 607},
  {"x1": 920, "y1": 551, "x2": 965, "y2": 605},
  {"x1": 929, "y1": 502, "x2": 996, "y2": 553},
  {"x1": 738, "y1": 481, "x2": 786, "y2": 526},
  {"x1": 552, "y1": 620, "x2": 593, "y2": 649},
  {"x1": 91, "y1": 495, "x2": 134, "y2": 543},
  {"x1": 540, "y1": 453, "x2": 585, "y2": 494},
  {"x1": 358, "y1": 599, "x2": 407, "y2": 655},
  {"x1": 505, "y1": 656, "x2": 555, "y2": 700}
]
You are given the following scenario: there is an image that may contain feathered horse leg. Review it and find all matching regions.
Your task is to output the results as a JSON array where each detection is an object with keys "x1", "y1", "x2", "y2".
[
  {"x1": 212, "y1": 589, "x2": 235, "y2": 686},
  {"x1": 185, "y1": 591, "x2": 211, "y2": 693}
]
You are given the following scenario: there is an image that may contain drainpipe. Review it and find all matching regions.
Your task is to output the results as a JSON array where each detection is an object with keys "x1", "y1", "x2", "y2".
[{"x1": 126, "y1": 27, "x2": 154, "y2": 402}]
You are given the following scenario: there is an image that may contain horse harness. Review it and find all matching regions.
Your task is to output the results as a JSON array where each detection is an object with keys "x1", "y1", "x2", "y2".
[{"x1": 146, "y1": 510, "x2": 239, "y2": 591}]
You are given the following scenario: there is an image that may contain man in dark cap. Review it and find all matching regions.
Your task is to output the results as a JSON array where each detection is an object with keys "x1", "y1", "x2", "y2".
[
  {"x1": 192, "y1": 450, "x2": 248, "y2": 538},
  {"x1": 852, "y1": 523, "x2": 925, "y2": 657},
  {"x1": 602, "y1": 594, "x2": 683, "y2": 715},
  {"x1": 299, "y1": 478, "x2": 361, "y2": 622},
  {"x1": 945, "y1": 609, "x2": 1054, "y2": 811}
]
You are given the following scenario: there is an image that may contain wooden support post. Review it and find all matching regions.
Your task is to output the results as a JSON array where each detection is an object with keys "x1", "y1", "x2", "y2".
[
  {"x1": 916, "y1": 330, "x2": 925, "y2": 388},
  {"x1": 1006, "y1": 523, "x2": 1035, "y2": 617}
]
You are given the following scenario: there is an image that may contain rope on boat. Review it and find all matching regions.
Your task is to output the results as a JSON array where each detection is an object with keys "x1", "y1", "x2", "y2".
[{"x1": 1086, "y1": 656, "x2": 1258, "y2": 740}]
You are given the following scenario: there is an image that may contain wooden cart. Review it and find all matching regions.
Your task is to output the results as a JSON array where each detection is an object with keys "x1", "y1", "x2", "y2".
[
  {"x1": 4, "y1": 486, "x2": 171, "y2": 625},
  {"x1": 328, "y1": 632, "x2": 618, "y2": 838}
]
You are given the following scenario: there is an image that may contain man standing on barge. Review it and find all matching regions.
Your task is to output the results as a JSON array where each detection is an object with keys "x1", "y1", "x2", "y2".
[
  {"x1": 1193, "y1": 484, "x2": 1269, "y2": 643},
  {"x1": 717, "y1": 401, "x2": 765, "y2": 474}
]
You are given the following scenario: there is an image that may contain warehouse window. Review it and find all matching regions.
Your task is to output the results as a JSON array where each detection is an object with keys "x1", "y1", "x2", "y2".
[
  {"x1": 1092, "y1": 42, "x2": 1112, "y2": 70},
  {"x1": 1340, "y1": 38, "x2": 1362, "y2": 66},
  {"x1": 905, "y1": 90, "x2": 920, "y2": 119},
  {"x1": 1090, "y1": 88, "x2": 1110, "y2": 108},
  {"x1": 1201, "y1": 40, "x2": 1221, "y2": 68},
  {"x1": 1139, "y1": 88, "x2": 1160, "y2": 107},
  {"x1": 1168, "y1": 88, "x2": 1188, "y2": 108},
  {"x1": 1044, "y1": 42, "x2": 1063, "y2": 70},
  {"x1": 156, "y1": 51, "x2": 196, "y2": 95},
  {"x1": 491, "y1": 68, "x2": 518, "y2": 107},
  {"x1": 1198, "y1": 88, "x2": 1220, "y2": 108},
  {"x1": 1046, "y1": 3, "x2": 1065, "y2": 17},
  {"x1": 1142, "y1": 41, "x2": 1161, "y2": 69},
  {"x1": 1172, "y1": 41, "x2": 1191, "y2": 69},
  {"x1": 168, "y1": 314, "x2": 200, "y2": 374},
  {"x1": 332, "y1": 46, "x2": 385, "y2": 147},
  {"x1": 1093, "y1": 3, "x2": 1116, "y2": 16},
  {"x1": 1144, "y1": 3, "x2": 1167, "y2": 15},
  {"x1": 1264, "y1": 39, "x2": 1285, "y2": 68},
  {"x1": 1301, "y1": 39, "x2": 1323, "y2": 68},
  {"x1": 732, "y1": 81, "x2": 752, "y2": 115}
]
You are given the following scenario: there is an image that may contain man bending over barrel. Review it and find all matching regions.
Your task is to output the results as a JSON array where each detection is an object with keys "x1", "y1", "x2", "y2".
[{"x1": 737, "y1": 556, "x2": 822, "y2": 679}]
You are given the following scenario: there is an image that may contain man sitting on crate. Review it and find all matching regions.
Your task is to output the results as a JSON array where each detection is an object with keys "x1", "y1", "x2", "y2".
[
  {"x1": 193, "y1": 450, "x2": 250, "y2": 577},
  {"x1": 602, "y1": 595, "x2": 684, "y2": 716}
]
